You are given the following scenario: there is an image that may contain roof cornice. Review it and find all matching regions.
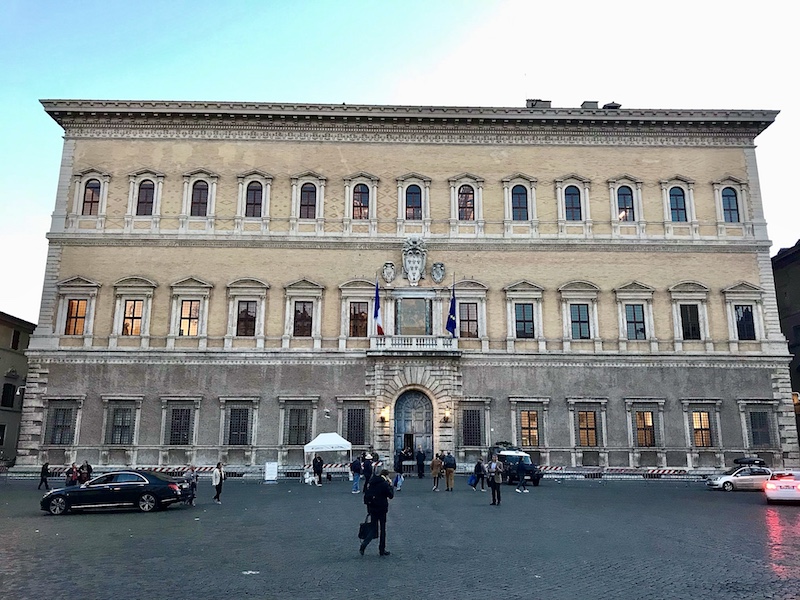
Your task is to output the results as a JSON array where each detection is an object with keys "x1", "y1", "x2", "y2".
[{"x1": 39, "y1": 99, "x2": 779, "y2": 135}]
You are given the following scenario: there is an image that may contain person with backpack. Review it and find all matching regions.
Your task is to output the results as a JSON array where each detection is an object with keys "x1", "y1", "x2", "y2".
[
  {"x1": 443, "y1": 451, "x2": 457, "y2": 492},
  {"x1": 350, "y1": 455, "x2": 363, "y2": 493},
  {"x1": 359, "y1": 469, "x2": 394, "y2": 557}
]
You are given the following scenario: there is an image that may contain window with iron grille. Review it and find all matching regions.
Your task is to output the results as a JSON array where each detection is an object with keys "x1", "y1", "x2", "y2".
[
  {"x1": 245, "y1": 182, "x2": 262, "y2": 217},
  {"x1": 405, "y1": 185, "x2": 422, "y2": 220},
  {"x1": 670, "y1": 187, "x2": 687, "y2": 222},
  {"x1": 349, "y1": 302, "x2": 368, "y2": 337},
  {"x1": 300, "y1": 183, "x2": 316, "y2": 219},
  {"x1": 680, "y1": 304, "x2": 701, "y2": 340},
  {"x1": 293, "y1": 301, "x2": 313, "y2": 337},
  {"x1": 82, "y1": 179, "x2": 101, "y2": 215},
  {"x1": 227, "y1": 407, "x2": 251, "y2": 445},
  {"x1": 352, "y1": 184, "x2": 369, "y2": 220},
  {"x1": 617, "y1": 186, "x2": 635, "y2": 221},
  {"x1": 169, "y1": 406, "x2": 193, "y2": 445},
  {"x1": 635, "y1": 411, "x2": 656, "y2": 447},
  {"x1": 564, "y1": 185, "x2": 582, "y2": 221},
  {"x1": 462, "y1": 408, "x2": 482, "y2": 446},
  {"x1": 122, "y1": 299, "x2": 143, "y2": 336},
  {"x1": 578, "y1": 411, "x2": 598, "y2": 446},
  {"x1": 735, "y1": 305, "x2": 756, "y2": 340},
  {"x1": 106, "y1": 406, "x2": 134, "y2": 445},
  {"x1": 459, "y1": 302, "x2": 478, "y2": 338},
  {"x1": 625, "y1": 304, "x2": 646, "y2": 340},
  {"x1": 345, "y1": 407, "x2": 366, "y2": 446},
  {"x1": 286, "y1": 408, "x2": 310, "y2": 445},
  {"x1": 180, "y1": 300, "x2": 200, "y2": 336},
  {"x1": 692, "y1": 411, "x2": 712, "y2": 447},
  {"x1": 458, "y1": 185, "x2": 475, "y2": 220},
  {"x1": 65, "y1": 299, "x2": 87, "y2": 335},
  {"x1": 570, "y1": 304, "x2": 591, "y2": 339},
  {"x1": 2, "y1": 384, "x2": 15, "y2": 408},
  {"x1": 511, "y1": 185, "x2": 528, "y2": 221},
  {"x1": 520, "y1": 409, "x2": 539, "y2": 446},
  {"x1": 190, "y1": 181, "x2": 208, "y2": 217},
  {"x1": 136, "y1": 180, "x2": 154, "y2": 216},
  {"x1": 515, "y1": 303, "x2": 535, "y2": 338},
  {"x1": 236, "y1": 300, "x2": 257, "y2": 337},
  {"x1": 749, "y1": 411, "x2": 771, "y2": 447},
  {"x1": 47, "y1": 405, "x2": 75, "y2": 445},
  {"x1": 722, "y1": 187, "x2": 740, "y2": 223}
]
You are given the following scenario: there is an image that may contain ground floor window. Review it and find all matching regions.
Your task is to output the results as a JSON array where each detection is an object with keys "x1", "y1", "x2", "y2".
[
  {"x1": 692, "y1": 411, "x2": 713, "y2": 447},
  {"x1": 344, "y1": 406, "x2": 367, "y2": 445},
  {"x1": 168, "y1": 406, "x2": 194, "y2": 445},
  {"x1": 635, "y1": 411, "x2": 656, "y2": 447},
  {"x1": 520, "y1": 409, "x2": 539, "y2": 446},
  {"x1": 461, "y1": 408, "x2": 483, "y2": 446},
  {"x1": 227, "y1": 406, "x2": 251, "y2": 445},
  {"x1": 46, "y1": 404, "x2": 76, "y2": 445},
  {"x1": 106, "y1": 404, "x2": 134, "y2": 445},
  {"x1": 286, "y1": 407, "x2": 311, "y2": 445},
  {"x1": 578, "y1": 411, "x2": 598, "y2": 446}
]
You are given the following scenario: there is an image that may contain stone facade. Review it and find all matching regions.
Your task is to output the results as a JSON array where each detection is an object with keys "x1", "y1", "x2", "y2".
[
  {"x1": 17, "y1": 99, "x2": 798, "y2": 471},
  {"x1": 0, "y1": 312, "x2": 36, "y2": 463}
]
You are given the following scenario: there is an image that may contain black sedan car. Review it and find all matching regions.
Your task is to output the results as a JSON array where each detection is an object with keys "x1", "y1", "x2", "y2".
[{"x1": 40, "y1": 470, "x2": 192, "y2": 515}]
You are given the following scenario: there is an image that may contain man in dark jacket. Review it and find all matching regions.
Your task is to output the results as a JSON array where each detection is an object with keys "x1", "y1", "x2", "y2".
[
  {"x1": 415, "y1": 446, "x2": 426, "y2": 478},
  {"x1": 350, "y1": 456, "x2": 362, "y2": 493},
  {"x1": 361, "y1": 454, "x2": 373, "y2": 494},
  {"x1": 312, "y1": 454, "x2": 324, "y2": 487},
  {"x1": 360, "y1": 469, "x2": 395, "y2": 556}
]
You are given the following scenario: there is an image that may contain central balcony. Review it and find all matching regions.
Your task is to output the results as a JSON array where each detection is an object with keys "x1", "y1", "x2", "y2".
[{"x1": 369, "y1": 335, "x2": 459, "y2": 353}]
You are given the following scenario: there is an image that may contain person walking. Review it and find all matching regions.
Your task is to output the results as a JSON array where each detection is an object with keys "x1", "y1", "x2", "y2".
[
  {"x1": 359, "y1": 468, "x2": 395, "y2": 557},
  {"x1": 65, "y1": 463, "x2": 79, "y2": 487},
  {"x1": 487, "y1": 454, "x2": 504, "y2": 506},
  {"x1": 212, "y1": 462, "x2": 225, "y2": 504},
  {"x1": 443, "y1": 451, "x2": 457, "y2": 492},
  {"x1": 362, "y1": 453, "x2": 374, "y2": 495},
  {"x1": 392, "y1": 450, "x2": 405, "y2": 491},
  {"x1": 38, "y1": 462, "x2": 50, "y2": 490},
  {"x1": 415, "y1": 446, "x2": 426, "y2": 479},
  {"x1": 430, "y1": 453, "x2": 443, "y2": 492},
  {"x1": 350, "y1": 455, "x2": 363, "y2": 493},
  {"x1": 312, "y1": 454, "x2": 324, "y2": 487},
  {"x1": 186, "y1": 465, "x2": 198, "y2": 506},
  {"x1": 78, "y1": 460, "x2": 93, "y2": 484},
  {"x1": 515, "y1": 458, "x2": 529, "y2": 493},
  {"x1": 472, "y1": 458, "x2": 486, "y2": 492}
]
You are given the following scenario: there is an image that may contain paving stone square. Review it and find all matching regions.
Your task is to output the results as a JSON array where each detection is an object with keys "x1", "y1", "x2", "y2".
[{"x1": 2, "y1": 475, "x2": 800, "y2": 599}]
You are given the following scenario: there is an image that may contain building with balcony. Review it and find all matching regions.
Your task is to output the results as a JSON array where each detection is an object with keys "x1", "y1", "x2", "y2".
[
  {"x1": 1, "y1": 311, "x2": 36, "y2": 464},
  {"x1": 16, "y1": 98, "x2": 798, "y2": 472}
]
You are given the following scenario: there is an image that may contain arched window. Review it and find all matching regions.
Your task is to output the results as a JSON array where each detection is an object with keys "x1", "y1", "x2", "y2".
[
  {"x1": 300, "y1": 183, "x2": 316, "y2": 219},
  {"x1": 722, "y1": 187, "x2": 740, "y2": 223},
  {"x1": 245, "y1": 181, "x2": 262, "y2": 217},
  {"x1": 352, "y1": 183, "x2": 369, "y2": 220},
  {"x1": 136, "y1": 180, "x2": 154, "y2": 216},
  {"x1": 458, "y1": 185, "x2": 475, "y2": 221},
  {"x1": 512, "y1": 185, "x2": 528, "y2": 221},
  {"x1": 617, "y1": 186, "x2": 635, "y2": 221},
  {"x1": 669, "y1": 187, "x2": 687, "y2": 222},
  {"x1": 82, "y1": 179, "x2": 101, "y2": 216},
  {"x1": 564, "y1": 185, "x2": 582, "y2": 221},
  {"x1": 405, "y1": 185, "x2": 422, "y2": 220},
  {"x1": 190, "y1": 181, "x2": 209, "y2": 217}
]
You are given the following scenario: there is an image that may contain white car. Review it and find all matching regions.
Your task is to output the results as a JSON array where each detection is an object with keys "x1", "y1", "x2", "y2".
[
  {"x1": 706, "y1": 465, "x2": 772, "y2": 491},
  {"x1": 764, "y1": 471, "x2": 800, "y2": 503}
]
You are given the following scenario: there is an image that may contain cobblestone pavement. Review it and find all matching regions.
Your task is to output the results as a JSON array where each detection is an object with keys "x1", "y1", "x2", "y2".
[{"x1": 2, "y1": 475, "x2": 800, "y2": 600}]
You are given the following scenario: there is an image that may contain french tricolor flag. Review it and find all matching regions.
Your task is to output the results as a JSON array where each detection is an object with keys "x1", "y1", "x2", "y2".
[{"x1": 374, "y1": 279, "x2": 384, "y2": 336}]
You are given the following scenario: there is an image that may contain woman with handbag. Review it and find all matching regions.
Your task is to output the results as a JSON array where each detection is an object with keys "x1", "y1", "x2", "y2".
[{"x1": 486, "y1": 454, "x2": 504, "y2": 506}]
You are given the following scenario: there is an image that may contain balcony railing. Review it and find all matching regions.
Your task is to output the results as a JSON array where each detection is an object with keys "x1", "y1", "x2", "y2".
[{"x1": 370, "y1": 335, "x2": 458, "y2": 351}]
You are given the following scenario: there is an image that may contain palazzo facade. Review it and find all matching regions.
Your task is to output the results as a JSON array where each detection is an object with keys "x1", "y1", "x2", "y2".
[{"x1": 17, "y1": 98, "x2": 799, "y2": 472}]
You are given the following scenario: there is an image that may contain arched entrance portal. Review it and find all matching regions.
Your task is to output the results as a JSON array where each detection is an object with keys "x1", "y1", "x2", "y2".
[{"x1": 394, "y1": 390, "x2": 433, "y2": 458}]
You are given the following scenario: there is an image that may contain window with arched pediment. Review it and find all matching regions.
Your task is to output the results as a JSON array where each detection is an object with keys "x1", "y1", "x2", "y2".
[
  {"x1": 82, "y1": 179, "x2": 101, "y2": 215},
  {"x1": 406, "y1": 185, "x2": 422, "y2": 220},
  {"x1": 669, "y1": 187, "x2": 687, "y2": 222},
  {"x1": 617, "y1": 186, "x2": 635, "y2": 221},
  {"x1": 722, "y1": 187, "x2": 739, "y2": 223},
  {"x1": 191, "y1": 181, "x2": 209, "y2": 217},
  {"x1": 353, "y1": 184, "x2": 369, "y2": 220},
  {"x1": 564, "y1": 186, "x2": 582, "y2": 221},
  {"x1": 512, "y1": 185, "x2": 528, "y2": 221},
  {"x1": 136, "y1": 180, "x2": 155, "y2": 216},
  {"x1": 245, "y1": 182, "x2": 263, "y2": 217},
  {"x1": 300, "y1": 183, "x2": 317, "y2": 219},
  {"x1": 458, "y1": 185, "x2": 475, "y2": 220}
]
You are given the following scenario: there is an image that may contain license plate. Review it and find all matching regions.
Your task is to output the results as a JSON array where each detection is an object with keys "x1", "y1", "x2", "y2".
[{"x1": 779, "y1": 485, "x2": 794, "y2": 489}]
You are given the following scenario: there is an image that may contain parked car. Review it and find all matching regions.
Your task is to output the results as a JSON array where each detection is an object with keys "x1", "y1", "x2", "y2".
[
  {"x1": 706, "y1": 461, "x2": 772, "y2": 491},
  {"x1": 496, "y1": 450, "x2": 543, "y2": 486},
  {"x1": 40, "y1": 470, "x2": 193, "y2": 515},
  {"x1": 764, "y1": 471, "x2": 800, "y2": 504}
]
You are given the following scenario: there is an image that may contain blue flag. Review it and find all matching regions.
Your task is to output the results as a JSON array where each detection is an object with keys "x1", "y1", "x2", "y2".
[{"x1": 445, "y1": 286, "x2": 457, "y2": 337}]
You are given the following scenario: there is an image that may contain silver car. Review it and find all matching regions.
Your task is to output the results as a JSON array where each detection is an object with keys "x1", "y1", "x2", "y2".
[{"x1": 706, "y1": 465, "x2": 772, "y2": 491}]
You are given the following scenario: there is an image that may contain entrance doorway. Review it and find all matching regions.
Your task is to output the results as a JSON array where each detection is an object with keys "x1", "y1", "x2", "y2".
[{"x1": 394, "y1": 390, "x2": 433, "y2": 459}]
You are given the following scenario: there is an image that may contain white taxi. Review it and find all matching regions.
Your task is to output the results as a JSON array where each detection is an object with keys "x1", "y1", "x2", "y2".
[{"x1": 764, "y1": 471, "x2": 800, "y2": 504}]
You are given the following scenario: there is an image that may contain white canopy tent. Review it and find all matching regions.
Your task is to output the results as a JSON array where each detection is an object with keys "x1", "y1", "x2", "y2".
[{"x1": 304, "y1": 432, "x2": 353, "y2": 459}]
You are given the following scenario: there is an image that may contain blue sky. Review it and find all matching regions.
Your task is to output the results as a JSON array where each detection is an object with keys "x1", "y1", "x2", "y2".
[{"x1": 1, "y1": 0, "x2": 798, "y2": 323}]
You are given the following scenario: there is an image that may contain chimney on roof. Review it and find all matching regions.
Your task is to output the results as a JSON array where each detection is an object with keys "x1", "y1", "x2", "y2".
[
  {"x1": 581, "y1": 101, "x2": 599, "y2": 109},
  {"x1": 526, "y1": 99, "x2": 552, "y2": 109},
  {"x1": 602, "y1": 101, "x2": 621, "y2": 110}
]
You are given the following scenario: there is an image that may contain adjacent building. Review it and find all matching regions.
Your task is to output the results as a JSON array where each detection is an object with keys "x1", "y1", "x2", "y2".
[
  {"x1": 16, "y1": 98, "x2": 798, "y2": 473},
  {"x1": 1, "y1": 312, "x2": 36, "y2": 464},
  {"x1": 772, "y1": 240, "x2": 800, "y2": 427}
]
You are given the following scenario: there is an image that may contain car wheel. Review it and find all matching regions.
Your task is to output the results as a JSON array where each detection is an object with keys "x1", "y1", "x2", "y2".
[
  {"x1": 722, "y1": 481, "x2": 734, "y2": 492},
  {"x1": 138, "y1": 493, "x2": 158, "y2": 512},
  {"x1": 532, "y1": 479, "x2": 540, "y2": 487},
  {"x1": 48, "y1": 496, "x2": 68, "y2": 516}
]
